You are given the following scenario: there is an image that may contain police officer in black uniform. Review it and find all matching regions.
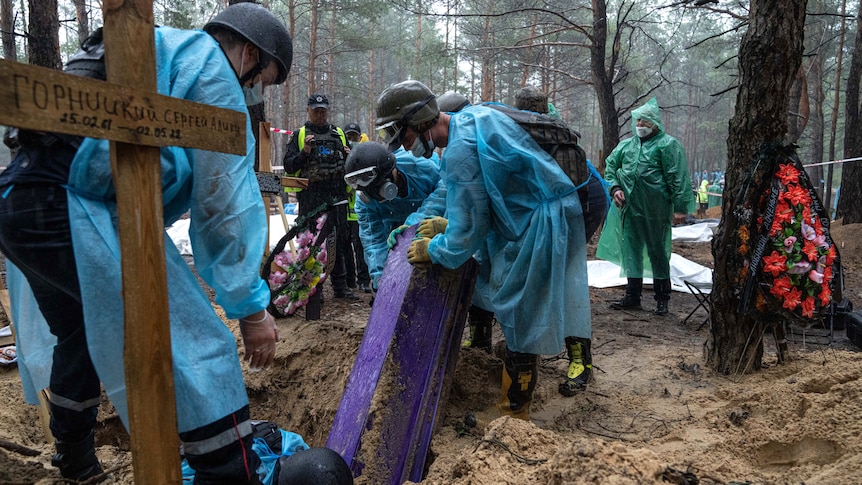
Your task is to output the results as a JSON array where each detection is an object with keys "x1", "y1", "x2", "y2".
[{"x1": 283, "y1": 94, "x2": 358, "y2": 300}]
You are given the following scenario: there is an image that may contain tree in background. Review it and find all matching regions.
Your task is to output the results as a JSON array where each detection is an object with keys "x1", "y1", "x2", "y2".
[
  {"x1": 1, "y1": 0, "x2": 16, "y2": 60},
  {"x1": 838, "y1": 5, "x2": 862, "y2": 223},
  {"x1": 27, "y1": 0, "x2": 60, "y2": 69}
]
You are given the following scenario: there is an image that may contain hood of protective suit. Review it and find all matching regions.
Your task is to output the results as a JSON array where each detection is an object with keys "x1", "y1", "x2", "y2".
[{"x1": 630, "y1": 97, "x2": 665, "y2": 136}]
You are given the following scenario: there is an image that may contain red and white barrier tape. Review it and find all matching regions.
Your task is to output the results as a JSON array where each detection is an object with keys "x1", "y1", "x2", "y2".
[{"x1": 269, "y1": 127, "x2": 292, "y2": 135}]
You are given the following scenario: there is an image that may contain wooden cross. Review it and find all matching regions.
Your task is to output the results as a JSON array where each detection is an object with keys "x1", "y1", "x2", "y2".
[{"x1": 0, "y1": 1, "x2": 248, "y2": 483}]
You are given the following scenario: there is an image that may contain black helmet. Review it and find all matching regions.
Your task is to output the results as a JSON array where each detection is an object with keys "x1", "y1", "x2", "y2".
[
  {"x1": 375, "y1": 80, "x2": 439, "y2": 151},
  {"x1": 344, "y1": 142, "x2": 396, "y2": 190},
  {"x1": 275, "y1": 447, "x2": 353, "y2": 485},
  {"x1": 436, "y1": 91, "x2": 471, "y2": 113},
  {"x1": 204, "y1": 3, "x2": 293, "y2": 85}
]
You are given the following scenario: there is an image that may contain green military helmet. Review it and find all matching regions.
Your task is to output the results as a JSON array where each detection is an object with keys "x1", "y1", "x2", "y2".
[
  {"x1": 375, "y1": 80, "x2": 439, "y2": 151},
  {"x1": 436, "y1": 91, "x2": 471, "y2": 113},
  {"x1": 204, "y1": 3, "x2": 293, "y2": 85}
]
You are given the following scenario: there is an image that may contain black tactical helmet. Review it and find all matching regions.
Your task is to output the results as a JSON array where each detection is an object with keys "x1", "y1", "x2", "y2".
[
  {"x1": 275, "y1": 447, "x2": 353, "y2": 485},
  {"x1": 436, "y1": 91, "x2": 471, "y2": 113},
  {"x1": 375, "y1": 80, "x2": 439, "y2": 151},
  {"x1": 204, "y1": 3, "x2": 293, "y2": 85},
  {"x1": 344, "y1": 142, "x2": 397, "y2": 190}
]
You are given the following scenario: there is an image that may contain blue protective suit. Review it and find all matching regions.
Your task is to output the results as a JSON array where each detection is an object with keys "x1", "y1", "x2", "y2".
[
  {"x1": 356, "y1": 148, "x2": 441, "y2": 288},
  {"x1": 65, "y1": 27, "x2": 270, "y2": 432},
  {"x1": 5, "y1": 262, "x2": 54, "y2": 405},
  {"x1": 426, "y1": 105, "x2": 590, "y2": 355}
]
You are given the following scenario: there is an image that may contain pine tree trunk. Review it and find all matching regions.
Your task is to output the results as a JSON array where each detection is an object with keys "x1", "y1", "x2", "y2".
[
  {"x1": 73, "y1": 0, "x2": 89, "y2": 45},
  {"x1": 590, "y1": 0, "x2": 620, "y2": 169},
  {"x1": 837, "y1": 8, "x2": 862, "y2": 223},
  {"x1": 27, "y1": 0, "x2": 60, "y2": 70},
  {"x1": 809, "y1": 50, "x2": 825, "y2": 201},
  {"x1": 707, "y1": 0, "x2": 806, "y2": 375},
  {"x1": 826, "y1": 0, "x2": 847, "y2": 213},
  {"x1": 1, "y1": 0, "x2": 16, "y2": 60}
]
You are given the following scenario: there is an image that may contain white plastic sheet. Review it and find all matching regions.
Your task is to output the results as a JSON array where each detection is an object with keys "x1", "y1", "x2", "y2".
[
  {"x1": 671, "y1": 221, "x2": 718, "y2": 243},
  {"x1": 588, "y1": 253, "x2": 712, "y2": 294},
  {"x1": 168, "y1": 213, "x2": 296, "y2": 256}
]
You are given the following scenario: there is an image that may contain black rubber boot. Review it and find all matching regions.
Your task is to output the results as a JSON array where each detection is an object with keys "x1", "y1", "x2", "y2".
[
  {"x1": 463, "y1": 305, "x2": 494, "y2": 353},
  {"x1": 51, "y1": 429, "x2": 104, "y2": 482},
  {"x1": 654, "y1": 278, "x2": 671, "y2": 315},
  {"x1": 610, "y1": 278, "x2": 643, "y2": 310},
  {"x1": 558, "y1": 337, "x2": 593, "y2": 396},
  {"x1": 496, "y1": 349, "x2": 538, "y2": 420}
]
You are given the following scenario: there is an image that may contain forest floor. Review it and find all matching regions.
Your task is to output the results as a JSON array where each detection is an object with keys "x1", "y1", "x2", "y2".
[{"x1": 2, "y1": 215, "x2": 862, "y2": 484}]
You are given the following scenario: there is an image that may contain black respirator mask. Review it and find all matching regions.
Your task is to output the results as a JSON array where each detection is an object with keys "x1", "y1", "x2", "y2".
[
  {"x1": 345, "y1": 165, "x2": 398, "y2": 203},
  {"x1": 358, "y1": 177, "x2": 398, "y2": 203}
]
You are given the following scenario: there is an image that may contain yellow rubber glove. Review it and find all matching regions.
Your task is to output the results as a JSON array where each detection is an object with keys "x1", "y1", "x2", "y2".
[
  {"x1": 387, "y1": 224, "x2": 410, "y2": 249},
  {"x1": 417, "y1": 216, "x2": 448, "y2": 239},
  {"x1": 407, "y1": 238, "x2": 432, "y2": 264}
]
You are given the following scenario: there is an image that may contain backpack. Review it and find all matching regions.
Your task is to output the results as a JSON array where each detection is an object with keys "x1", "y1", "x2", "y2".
[{"x1": 480, "y1": 102, "x2": 590, "y2": 188}]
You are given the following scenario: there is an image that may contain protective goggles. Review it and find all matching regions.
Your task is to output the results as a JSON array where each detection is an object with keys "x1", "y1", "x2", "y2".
[
  {"x1": 376, "y1": 120, "x2": 403, "y2": 145},
  {"x1": 375, "y1": 95, "x2": 437, "y2": 146},
  {"x1": 344, "y1": 166, "x2": 379, "y2": 189}
]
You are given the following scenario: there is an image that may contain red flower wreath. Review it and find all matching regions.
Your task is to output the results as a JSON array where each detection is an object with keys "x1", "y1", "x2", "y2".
[{"x1": 759, "y1": 163, "x2": 836, "y2": 319}]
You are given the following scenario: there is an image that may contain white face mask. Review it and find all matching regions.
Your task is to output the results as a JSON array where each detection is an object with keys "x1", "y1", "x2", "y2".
[
  {"x1": 636, "y1": 126, "x2": 653, "y2": 138},
  {"x1": 410, "y1": 133, "x2": 435, "y2": 158},
  {"x1": 237, "y1": 44, "x2": 264, "y2": 106},
  {"x1": 243, "y1": 82, "x2": 264, "y2": 106}
]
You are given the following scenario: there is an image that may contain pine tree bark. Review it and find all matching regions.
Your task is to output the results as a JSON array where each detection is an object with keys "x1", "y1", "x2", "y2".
[
  {"x1": 826, "y1": 0, "x2": 847, "y2": 213},
  {"x1": 0, "y1": 0, "x2": 15, "y2": 60},
  {"x1": 590, "y1": 0, "x2": 620, "y2": 170},
  {"x1": 707, "y1": 0, "x2": 806, "y2": 375},
  {"x1": 837, "y1": 8, "x2": 862, "y2": 223},
  {"x1": 73, "y1": 0, "x2": 89, "y2": 45},
  {"x1": 27, "y1": 0, "x2": 61, "y2": 70}
]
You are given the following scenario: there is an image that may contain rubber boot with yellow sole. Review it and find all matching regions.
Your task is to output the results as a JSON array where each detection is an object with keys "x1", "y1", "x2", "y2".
[
  {"x1": 463, "y1": 348, "x2": 537, "y2": 431},
  {"x1": 558, "y1": 336, "x2": 592, "y2": 396},
  {"x1": 496, "y1": 349, "x2": 537, "y2": 420}
]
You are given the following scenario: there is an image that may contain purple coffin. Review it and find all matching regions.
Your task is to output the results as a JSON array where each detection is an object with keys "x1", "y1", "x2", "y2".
[{"x1": 325, "y1": 225, "x2": 478, "y2": 483}]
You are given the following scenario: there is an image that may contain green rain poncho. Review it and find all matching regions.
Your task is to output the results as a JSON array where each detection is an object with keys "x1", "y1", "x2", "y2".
[
  {"x1": 596, "y1": 98, "x2": 695, "y2": 279},
  {"x1": 708, "y1": 181, "x2": 723, "y2": 208}
]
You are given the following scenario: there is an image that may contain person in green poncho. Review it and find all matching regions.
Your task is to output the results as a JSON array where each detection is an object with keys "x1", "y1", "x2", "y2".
[
  {"x1": 708, "y1": 178, "x2": 723, "y2": 209},
  {"x1": 597, "y1": 97, "x2": 695, "y2": 315}
]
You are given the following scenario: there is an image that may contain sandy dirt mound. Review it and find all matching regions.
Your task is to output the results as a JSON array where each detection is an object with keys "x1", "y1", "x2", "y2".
[{"x1": 2, "y1": 222, "x2": 862, "y2": 484}]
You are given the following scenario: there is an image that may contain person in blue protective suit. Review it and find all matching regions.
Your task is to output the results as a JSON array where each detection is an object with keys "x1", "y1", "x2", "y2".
[
  {"x1": 513, "y1": 86, "x2": 609, "y2": 396},
  {"x1": 344, "y1": 143, "x2": 441, "y2": 291},
  {"x1": 374, "y1": 80, "x2": 591, "y2": 420},
  {"x1": 0, "y1": 5, "x2": 348, "y2": 484},
  {"x1": 386, "y1": 90, "x2": 498, "y2": 354},
  {"x1": 597, "y1": 97, "x2": 695, "y2": 316},
  {"x1": 343, "y1": 123, "x2": 372, "y2": 294}
]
